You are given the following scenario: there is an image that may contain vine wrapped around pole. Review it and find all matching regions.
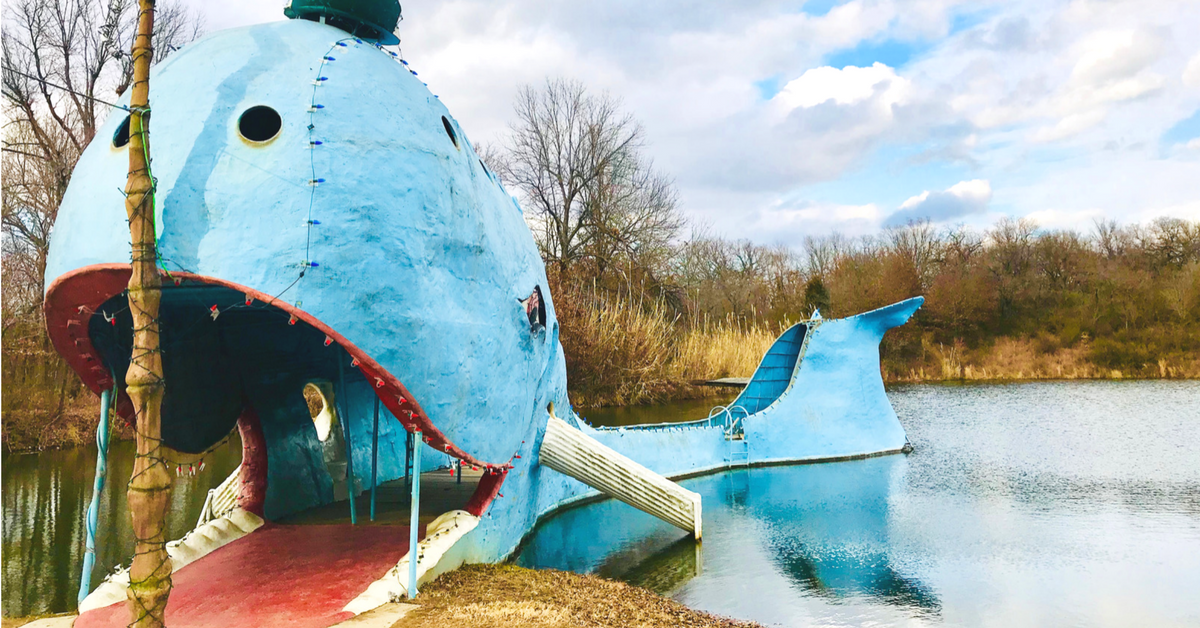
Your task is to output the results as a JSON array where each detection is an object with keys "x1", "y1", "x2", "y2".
[{"x1": 123, "y1": 1, "x2": 173, "y2": 626}]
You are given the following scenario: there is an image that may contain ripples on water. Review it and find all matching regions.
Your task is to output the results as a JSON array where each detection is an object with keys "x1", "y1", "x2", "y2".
[
  {"x1": 3, "y1": 381, "x2": 1198, "y2": 624},
  {"x1": 519, "y1": 381, "x2": 1200, "y2": 627}
]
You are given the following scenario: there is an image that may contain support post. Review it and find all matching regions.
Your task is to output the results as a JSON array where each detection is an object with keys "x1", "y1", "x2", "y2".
[
  {"x1": 337, "y1": 354, "x2": 356, "y2": 525},
  {"x1": 123, "y1": 2, "x2": 173, "y2": 625},
  {"x1": 370, "y1": 396, "x2": 379, "y2": 521},
  {"x1": 78, "y1": 386, "x2": 114, "y2": 605},
  {"x1": 404, "y1": 430, "x2": 413, "y2": 491},
  {"x1": 407, "y1": 431, "x2": 421, "y2": 599}
]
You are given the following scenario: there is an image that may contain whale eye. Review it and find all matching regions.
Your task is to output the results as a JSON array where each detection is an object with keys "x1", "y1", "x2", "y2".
[
  {"x1": 441, "y1": 116, "x2": 459, "y2": 149},
  {"x1": 238, "y1": 106, "x2": 282, "y2": 142},
  {"x1": 112, "y1": 115, "x2": 132, "y2": 148}
]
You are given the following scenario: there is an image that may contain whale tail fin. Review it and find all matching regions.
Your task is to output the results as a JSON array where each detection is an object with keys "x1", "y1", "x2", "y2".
[
  {"x1": 728, "y1": 296, "x2": 923, "y2": 421},
  {"x1": 856, "y1": 296, "x2": 924, "y2": 339},
  {"x1": 735, "y1": 296, "x2": 924, "y2": 460}
]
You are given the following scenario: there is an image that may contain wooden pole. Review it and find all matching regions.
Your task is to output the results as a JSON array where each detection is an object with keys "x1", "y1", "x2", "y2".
[{"x1": 123, "y1": 1, "x2": 173, "y2": 626}]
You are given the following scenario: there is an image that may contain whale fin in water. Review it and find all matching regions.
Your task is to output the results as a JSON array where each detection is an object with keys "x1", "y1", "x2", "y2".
[{"x1": 737, "y1": 296, "x2": 924, "y2": 462}]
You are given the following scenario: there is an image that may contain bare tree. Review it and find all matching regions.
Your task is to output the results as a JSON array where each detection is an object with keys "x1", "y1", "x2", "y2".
[
  {"x1": 1, "y1": 0, "x2": 202, "y2": 451},
  {"x1": 885, "y1": 220, "x2": 941, "y2": 290},
  {"x1": 802, "y1": 232, "x2": 848, "y2": 278},
  {"x1": 497, "y1": 78, "x2": 682, "y2": 278},
  {"x1": 2, "y1": 0, "x2": 203, "y2": 295},
  {"x1": 583, "y1": 154, "x2": 682, "y2": 281}
]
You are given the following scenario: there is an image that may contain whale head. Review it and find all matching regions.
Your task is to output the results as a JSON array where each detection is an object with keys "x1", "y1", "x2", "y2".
[{"x1": 44, "y1": 18, "x2": 567, "y2": 527}]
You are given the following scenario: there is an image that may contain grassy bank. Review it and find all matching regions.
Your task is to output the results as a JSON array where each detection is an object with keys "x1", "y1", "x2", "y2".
[
  {"x1": 556, "y1": 282, "x2": 1198, "y2": 410},
  {"x1": 396, "y1": 564, "x2": 759, "y2": 628},
  {"x1": 4, "y1": 309, "x2": 1193, "y2": 452},
  {"x1": 885, "y1": 334, "x2": 1200, "y2": 382}
]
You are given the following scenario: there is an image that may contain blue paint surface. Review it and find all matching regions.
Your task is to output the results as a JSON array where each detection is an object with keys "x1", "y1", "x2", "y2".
[{"x1": 46, "y1": 18, "x2": 922, "y2": 567}]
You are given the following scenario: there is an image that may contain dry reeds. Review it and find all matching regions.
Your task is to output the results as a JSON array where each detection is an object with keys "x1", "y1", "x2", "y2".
[
  {"x1": 885, "y1": 334, "x2": 1200, "y2": 383},
  {"x1": 555, "y1": 284, "x2": 778, "y2": 408},
  {"x1": 669, "y1": 315, "x2": 777, "y2": 382}
]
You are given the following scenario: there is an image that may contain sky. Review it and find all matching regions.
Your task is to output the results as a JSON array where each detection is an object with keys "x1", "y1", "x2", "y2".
[{"x1": 190, "y1": 0, "x2": 1200, "y2": 246}]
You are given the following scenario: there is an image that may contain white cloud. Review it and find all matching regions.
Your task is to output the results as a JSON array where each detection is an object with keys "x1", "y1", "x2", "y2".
[
  {"x1": 1184, "y1": 51, "x2": 1200, "y2": 88},
  {"x1": 1023, "y1": 28, "x2": 1167, "y2": 142},
  {"x1": 1069, "y1": 30, "x2": 1162, "y2": 86},
  {"x1": 772, "y1": 63, "x2": 910, "y2": 112},
  {"x1": 1031, "y1": 109, "x2": 1106, "y2": 142},
  {"x1": 174, "y1": 0, "x2": 1200, "y2": 244},
  {"x1": 885, "y1": 179, "x2": 992, "y2": 226},
  {"x1": 741, "y1": 199, "x2": 885, "y2": 244}
]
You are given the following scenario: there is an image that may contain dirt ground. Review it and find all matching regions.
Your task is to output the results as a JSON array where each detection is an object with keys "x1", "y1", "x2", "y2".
[
  {"x1": 2, "y1": 565, "x2": 758, "y2": 628},
  {"x1": 394, "y1": 564, "x2": 760, "y2": 628}
]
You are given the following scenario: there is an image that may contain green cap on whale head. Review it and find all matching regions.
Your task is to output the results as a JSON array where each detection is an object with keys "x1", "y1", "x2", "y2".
[{"x1": 284, "y1": 0, "x2": 401, "y2": 45}]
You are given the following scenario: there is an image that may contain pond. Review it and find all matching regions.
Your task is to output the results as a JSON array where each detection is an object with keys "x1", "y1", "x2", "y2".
[
  {"x1": 521, "y1": 380, "x2": 1200, "y2": 626},
  {"x1": 2, "y1": 437, "x2": 242, "y2": 617},
  {"x1": 3, "y1": 381, "x2": 1199, "y2": 625}
]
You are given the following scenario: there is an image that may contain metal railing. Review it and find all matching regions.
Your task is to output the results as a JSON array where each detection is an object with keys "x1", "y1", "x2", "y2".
[
  {"x1": 196, "y1": 465, "x2": 242, "y2": 528},
  {"x1": 706, "y1": 404, "x2": 749, "y2": 437}
]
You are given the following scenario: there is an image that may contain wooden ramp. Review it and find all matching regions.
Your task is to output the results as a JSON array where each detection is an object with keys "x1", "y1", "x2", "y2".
[{"x1": 539, "y1": 415, "x2": 702, "y2": 538}]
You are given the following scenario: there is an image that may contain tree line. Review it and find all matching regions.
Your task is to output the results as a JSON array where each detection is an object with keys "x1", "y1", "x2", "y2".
[
  {"x1": 487, "y1": 79, "x2": 1200, "y2": 399},
  {"x1": 2, "y1": 0, "x2": 201, "y2": 450},
  {"x1": 3, "y1": 28, "x2": 1197, "y2": 447}
]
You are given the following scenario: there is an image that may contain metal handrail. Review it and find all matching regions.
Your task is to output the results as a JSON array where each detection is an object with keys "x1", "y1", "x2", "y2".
[
  {"x1": 196, "y1": 465, "x2": 242, "y2": 528},
  {"x1": 706, "y1": 404, "x2": 749, "y2": 435}
]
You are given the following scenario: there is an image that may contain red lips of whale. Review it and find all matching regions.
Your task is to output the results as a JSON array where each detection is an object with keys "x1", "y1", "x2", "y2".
[{"x1": 45, "y1": 263, "x2": 509, "y2": 517}]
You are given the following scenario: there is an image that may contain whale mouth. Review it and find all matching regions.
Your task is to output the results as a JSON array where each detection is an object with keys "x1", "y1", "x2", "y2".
[{"x1": 45, "y1": 264, "x2": 509, "y2": 515}]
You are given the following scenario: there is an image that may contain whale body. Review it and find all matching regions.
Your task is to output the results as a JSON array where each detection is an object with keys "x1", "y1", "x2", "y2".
[{"x1": 45, "y1": 16, "x2": 922, "y2": 607}]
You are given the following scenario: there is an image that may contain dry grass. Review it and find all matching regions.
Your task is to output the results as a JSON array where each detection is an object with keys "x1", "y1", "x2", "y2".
[
  {"x1": 556, "y1": 287, "x2": 677, "y2": 407},
  {"x1": 887, "y1": 335, "x2": 1200, "y2": 382},
  {"x1": 556, "y1": 286, "x2": 778, "y2": 407},
  {"x1": 396, "y1": 564, "x2": 760, "y2": 628},
  {"x1": 669, "y1": 317, "x2": 778, "y2": 382}
]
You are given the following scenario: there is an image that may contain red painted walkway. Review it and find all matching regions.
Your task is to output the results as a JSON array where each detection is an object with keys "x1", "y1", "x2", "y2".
[{"x1": 76, "y1": 523, "x2": 420, "y2": 628}]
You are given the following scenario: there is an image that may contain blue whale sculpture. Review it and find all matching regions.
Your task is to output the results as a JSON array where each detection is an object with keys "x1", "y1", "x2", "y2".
[{"x1": 45, "y1": 8, "x2": 922, "y2": 621}]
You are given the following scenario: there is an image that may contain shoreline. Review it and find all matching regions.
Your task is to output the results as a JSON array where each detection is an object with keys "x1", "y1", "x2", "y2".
[{"x1": 4, "y1": 376, "x2": 1195, "y2": 455}]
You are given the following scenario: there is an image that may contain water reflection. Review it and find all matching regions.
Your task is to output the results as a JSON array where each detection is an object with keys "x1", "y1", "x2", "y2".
[
  {"x1": 2, "y1": 438, "x2": 241, "y2": 617},
  {"x1": 520, "y1": 381, "x2": 1200, "y2": 627},
  {"x1": 518, "y1": 456, "x2": 940, "y2": 618},
  {"x1": 6, "y1": 381, "x2": 1200, "y2": 626},
  {"x1": 747, "y1": 460, "x2": 941, "y2": 616}
]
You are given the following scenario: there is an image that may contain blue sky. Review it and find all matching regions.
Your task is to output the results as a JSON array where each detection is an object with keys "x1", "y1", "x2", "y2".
[{"x1": 194, "y1": 0, "x2": 1200, "y2": 245}]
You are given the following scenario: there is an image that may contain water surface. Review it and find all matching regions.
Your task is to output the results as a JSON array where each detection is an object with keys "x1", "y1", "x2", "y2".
[
  {"x1": 4, "y1": 381, "x2": 1198, "y2": 625},
  {"x1": 518, "y1": 381, "x2": 1200, "y2": 627},
  {"x1": 2, "y1": 438, "x2": 241, "y2": 617}
]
